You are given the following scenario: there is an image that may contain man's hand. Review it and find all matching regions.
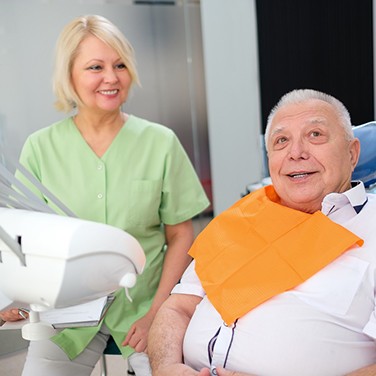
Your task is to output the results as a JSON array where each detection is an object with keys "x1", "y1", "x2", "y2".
[
  {"x1": 214, "y1": 366, "x2": 256, "y2": 376},
  {"x1": 153, "y1": 365, "x2": 256, "y2": 376},
  {"x1": 152, "y1": 364, "x2": 212, "y2": 376}
]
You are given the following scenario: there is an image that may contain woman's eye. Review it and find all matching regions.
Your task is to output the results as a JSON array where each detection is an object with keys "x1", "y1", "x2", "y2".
[
  {"x1": 88, "y1": 65, "x2": 102, "y2": 71},
  {"x1": 115, "y1": 63, "x2": 127, "y2": 70}
]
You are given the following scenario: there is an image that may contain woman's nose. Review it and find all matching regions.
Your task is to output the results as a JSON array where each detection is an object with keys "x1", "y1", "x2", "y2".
[{"x1": 103, "y1": 69, "x2": 119, "y2": 84}]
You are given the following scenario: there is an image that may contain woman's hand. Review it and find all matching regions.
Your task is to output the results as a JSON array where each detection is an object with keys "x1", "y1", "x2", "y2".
[
  {"x1": 0, "y1": 308, "x2": 29, "y2": 324},
  {"x1": 122, "y1": 312, "x2": 154, "y2": 352}
]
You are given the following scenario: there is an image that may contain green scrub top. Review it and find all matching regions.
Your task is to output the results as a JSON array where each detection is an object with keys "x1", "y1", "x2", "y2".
[{"x1": 17, "y1": 115, "x2": 210, "y2": 359}]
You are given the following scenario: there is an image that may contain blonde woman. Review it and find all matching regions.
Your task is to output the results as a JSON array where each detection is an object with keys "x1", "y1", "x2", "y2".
[{"x1": 14, "y1": 14, "x2": 209, "y2": 376}]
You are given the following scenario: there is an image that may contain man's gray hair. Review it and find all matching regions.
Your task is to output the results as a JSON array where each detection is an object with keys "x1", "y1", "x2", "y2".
[{"x1": 264, "y1": 89, "x2": 354, "y2": 150}]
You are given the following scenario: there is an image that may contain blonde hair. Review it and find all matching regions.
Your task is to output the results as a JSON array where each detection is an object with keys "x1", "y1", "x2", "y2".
[
  {"x1": 264, "y1": 89, "x2": 354, "y2": 150},
  {"x1": 53, "y1": 15, "x2": 140, "y2": 112}
]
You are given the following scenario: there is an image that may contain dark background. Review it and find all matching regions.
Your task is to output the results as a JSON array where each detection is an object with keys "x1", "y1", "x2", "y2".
[{"x1": 256, "y1": 0, "x2": 374, "y2": 131}]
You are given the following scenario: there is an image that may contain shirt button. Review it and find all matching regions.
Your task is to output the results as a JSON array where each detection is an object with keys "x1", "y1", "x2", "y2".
[
  {"x1": 97, "y1": 193, "x2": 103, "y2": 199},
  {"x1": 97, "y1": 164, "x2": 103, "y2": 170}
]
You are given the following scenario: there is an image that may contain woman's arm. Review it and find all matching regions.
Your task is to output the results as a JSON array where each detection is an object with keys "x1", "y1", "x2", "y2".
[
  {"x1": 122, "y1": 219, "x2": 195, "y2": 351},
  {"x1": 147, "y1": 219, "x2": 195, "y2": 317}
]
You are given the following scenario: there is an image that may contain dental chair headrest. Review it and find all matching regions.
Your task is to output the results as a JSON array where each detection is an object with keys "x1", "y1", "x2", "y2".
[{"x1": 352, "y1": 121, "x2": 376, "y2": 188}]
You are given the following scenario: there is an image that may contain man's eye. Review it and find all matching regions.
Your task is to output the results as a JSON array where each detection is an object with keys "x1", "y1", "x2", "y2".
[
  {"x1": 276, "y1": 137, "x2": 287, "y2": 144},
  {"x1": 311, "y1": 131, "x2": 321, "y2": 137},
  {"x1": 272, "y1": 137, "x2": 288, "y2": 150}
]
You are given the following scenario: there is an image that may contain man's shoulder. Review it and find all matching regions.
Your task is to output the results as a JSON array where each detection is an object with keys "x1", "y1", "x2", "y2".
[{"x1": 364, "y1": 193, "x2": 376, "y2": 210}]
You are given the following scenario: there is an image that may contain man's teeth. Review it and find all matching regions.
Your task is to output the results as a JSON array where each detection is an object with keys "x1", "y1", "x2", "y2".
[
  {"x1": 100, "y1": 90, "x2": 118, "y2": 95},
  {"x1": 290, "y1": 173, "x2": 308, "y2": 178}
]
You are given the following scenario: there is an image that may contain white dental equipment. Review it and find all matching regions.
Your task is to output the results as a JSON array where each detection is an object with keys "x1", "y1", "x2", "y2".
[{"x1": 0, "y1": 161, "x2": 146, "y2": 340}]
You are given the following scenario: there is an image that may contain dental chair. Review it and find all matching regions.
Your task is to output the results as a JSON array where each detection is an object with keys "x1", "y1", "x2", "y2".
[{"x1": 352, "y1": 121, "x2": 376, "y2": 192}]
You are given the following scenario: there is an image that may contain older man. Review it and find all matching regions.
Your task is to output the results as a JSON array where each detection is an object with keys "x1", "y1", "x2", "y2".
[{"x1": 148, "y1": 89, "x2": 376, "y2": 376}]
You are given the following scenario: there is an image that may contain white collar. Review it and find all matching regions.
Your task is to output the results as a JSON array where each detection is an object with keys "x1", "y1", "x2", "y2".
[{"x1": 321, "y1": 181, "x2": 367, "y2": 217}]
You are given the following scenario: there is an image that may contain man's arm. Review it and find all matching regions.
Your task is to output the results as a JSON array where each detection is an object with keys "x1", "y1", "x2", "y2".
[
  {"x1": 346, "y1": 364, "x2": 376, "y2": 375},
  {"x1": 148, "y1": 293, "x2": 202, "y2": 376}
]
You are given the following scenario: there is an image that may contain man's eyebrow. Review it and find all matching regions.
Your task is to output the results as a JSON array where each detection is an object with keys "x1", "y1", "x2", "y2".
[
  {"x1": 270, "y1": 118, "x2": 328, "y2": 137},
  {"x1": 309, "y1": 118, "x2": 328, "y2": 125},
  {"x1": 270, "y1": 126, "x2": 284, "y2": 137}
]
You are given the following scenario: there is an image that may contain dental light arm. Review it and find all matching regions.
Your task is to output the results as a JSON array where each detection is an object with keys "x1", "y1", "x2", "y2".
[{"x1": 0, "y1": 225, "x2": 25, "y2": 266}]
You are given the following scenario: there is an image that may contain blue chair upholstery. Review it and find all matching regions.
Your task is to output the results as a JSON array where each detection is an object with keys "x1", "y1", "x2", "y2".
[{"x1": 352, "y1": 121, "x2": 376, "y2": 190}]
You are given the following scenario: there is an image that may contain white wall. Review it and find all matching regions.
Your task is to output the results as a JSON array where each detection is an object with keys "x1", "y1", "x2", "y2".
[{"x1": 200, "y1": 0, "x2": 263, "y2": 214}]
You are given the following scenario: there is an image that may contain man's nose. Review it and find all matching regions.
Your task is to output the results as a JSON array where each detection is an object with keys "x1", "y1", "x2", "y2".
[{"x1": 288, "y1": 140, "x2": 309, "y2": 160}]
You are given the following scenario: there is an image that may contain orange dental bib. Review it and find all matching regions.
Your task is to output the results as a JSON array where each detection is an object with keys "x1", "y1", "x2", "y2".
[{"x1": 189, "y1": 186, "x2": 363, "y2": 325}]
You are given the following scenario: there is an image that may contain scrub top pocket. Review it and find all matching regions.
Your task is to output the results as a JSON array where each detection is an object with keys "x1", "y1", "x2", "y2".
[{"x1": 126, "y1": 180, "x2": 163, "y2": 226}]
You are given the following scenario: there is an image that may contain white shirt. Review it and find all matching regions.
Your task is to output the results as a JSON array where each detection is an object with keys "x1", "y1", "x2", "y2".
[{"x1": 173, "y1": 182, "x2": 376, "y2": 376}]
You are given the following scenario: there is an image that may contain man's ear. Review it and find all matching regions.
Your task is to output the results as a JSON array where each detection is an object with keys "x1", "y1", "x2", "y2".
[{"x1": 349, "y1": 138, "x2": 361, "y2": 171}]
